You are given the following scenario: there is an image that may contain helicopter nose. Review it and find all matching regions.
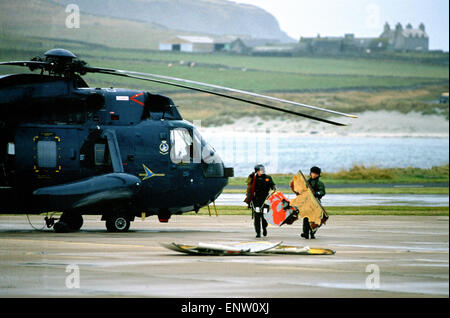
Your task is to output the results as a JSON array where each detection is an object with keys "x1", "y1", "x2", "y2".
[
  {"x1": 206, "y1": 177, "x2": 229, "y2": 203},
  {"x1": 202, "y1": 166, "x2": 233, "y2": 204}
]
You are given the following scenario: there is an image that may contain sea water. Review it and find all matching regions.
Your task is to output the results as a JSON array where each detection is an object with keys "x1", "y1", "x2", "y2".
[{"x1": 202, "y1": 134, "x2": 449, "y2": 176}]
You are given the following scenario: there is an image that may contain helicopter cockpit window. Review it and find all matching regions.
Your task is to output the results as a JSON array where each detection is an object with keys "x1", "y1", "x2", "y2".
[
  {"x1": 37, "y1": 141, "x2": 57, "y2": 168},
  {"x1": 193, "y1": 128, "x2": 222, "y2": 165},
  {"x1": 170, "y1": 128, "x2": 192, "y2": 164},
  {"x1": 193, "y1": 128, "x2": 225, "y2": 178}
]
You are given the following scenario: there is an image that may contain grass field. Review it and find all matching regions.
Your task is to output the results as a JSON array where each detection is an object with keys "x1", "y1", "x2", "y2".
[
  {"x1": 2, "y1": 49, "x2": 446, "y2": 92},
  {"x1": 170, "y1": 85, "x2": 449, "y2": 125},
  {"x1": 187, "y1": 205, "x2": 449, "y2": 216},
  {"x1": 223, "y1": 187, "x2": 449, "y2": 195},
  {"x1": 228, "y1": 164, "x2": 450, "y2": 187},
  {"x1": 1, "y1": 205, "x2": 447, "y2": 217}
]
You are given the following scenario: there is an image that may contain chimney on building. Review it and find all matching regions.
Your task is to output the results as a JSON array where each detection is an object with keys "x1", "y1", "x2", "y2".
[{"x1": 419, "y1": 23, "x2": 426, "y2": 32}]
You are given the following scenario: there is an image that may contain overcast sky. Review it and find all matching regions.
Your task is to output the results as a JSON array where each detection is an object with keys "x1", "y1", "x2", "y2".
[{"x1": 233, "y1": 0, "x2": 449, "y2": 51}]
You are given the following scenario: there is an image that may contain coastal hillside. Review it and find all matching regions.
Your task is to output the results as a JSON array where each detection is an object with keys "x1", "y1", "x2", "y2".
[
  {"x1": 0, "y1": 0, "x2": 293, "y2": 50},
  {"x1": 55, "y1": 0, "x2": 294, "y2": 42}
]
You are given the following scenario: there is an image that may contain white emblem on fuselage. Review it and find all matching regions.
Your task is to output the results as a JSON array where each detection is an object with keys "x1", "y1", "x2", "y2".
[{"x1": 159, "y1": 141, "x2": 169, "y2": 155}]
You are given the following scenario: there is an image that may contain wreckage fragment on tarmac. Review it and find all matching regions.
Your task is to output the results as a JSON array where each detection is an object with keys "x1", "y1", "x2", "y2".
[
  {"x1": 162, "y1": 241, "x2": 281, "y2": 256},
  {"x1": 270, "y1": 244, "x2": 335, "y2": 255},
  {"x1": 162, "y1": 241, "x2": 335, "y2": 256},
  {"x1": 290, "y1": 171, "x2": 328, "y2": 227}
]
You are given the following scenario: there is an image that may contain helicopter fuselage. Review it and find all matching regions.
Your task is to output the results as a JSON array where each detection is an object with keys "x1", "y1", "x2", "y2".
[
  {"x1": 0, "y1": 73, "x2": 231, "y2": 224},
  {"x1": 0, "y1": 47, "x2": 352, "y2": 232}
]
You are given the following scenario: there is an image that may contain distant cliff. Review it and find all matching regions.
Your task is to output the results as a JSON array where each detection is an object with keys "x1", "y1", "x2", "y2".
[{"x1": 55, "y1": 0, "x2": 294, "y2": 42}]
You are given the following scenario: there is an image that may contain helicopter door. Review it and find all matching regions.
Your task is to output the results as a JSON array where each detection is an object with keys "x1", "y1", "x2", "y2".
[
  {"x1": 102, "y1": 130, "x2": 124, "y2": 173},
  {"x1": 79, "y1": 131, "x2": 115, "y2": 176}
]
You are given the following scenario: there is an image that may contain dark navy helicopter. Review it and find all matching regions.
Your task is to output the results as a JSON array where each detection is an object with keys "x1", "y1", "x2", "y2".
[{"x1": 0, "y1": 49, "x2": 356, "y2": 232}]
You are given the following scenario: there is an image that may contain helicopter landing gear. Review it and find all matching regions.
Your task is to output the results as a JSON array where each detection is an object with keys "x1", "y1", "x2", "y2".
[
  {"x1": 105, "y1": 214, "x2": 131, "y2": 232},
  {"x1": 52, "y1": 213, "x2": 83, "y2": 233}
]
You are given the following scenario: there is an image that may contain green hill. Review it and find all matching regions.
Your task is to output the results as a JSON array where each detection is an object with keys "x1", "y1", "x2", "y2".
[
  {"x1": 0, "y1": 0, "x2": 293, "y2": 50},
  {"x1": 0, "y1": 0, "x2": 191, "y2": 50},
  {"x1": 54, "y1": 0, "x2": 293, "y2": 42}
]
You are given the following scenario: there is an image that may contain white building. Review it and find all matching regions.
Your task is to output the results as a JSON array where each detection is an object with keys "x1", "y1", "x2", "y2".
[{"x1": 159, "y1": 36, "x2": 215, "y2": 53}]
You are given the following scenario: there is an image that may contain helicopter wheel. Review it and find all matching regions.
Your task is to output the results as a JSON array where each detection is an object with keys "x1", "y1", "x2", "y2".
[
  {"x1": 53, "y1": 221, "x2": 70, "y2": 233},
  {"x1": 54, "y1": 213, "x2": 84, "y2": 232},
  {"x1": 105, "y1": 214, "x2": 130, "y2": 232}
]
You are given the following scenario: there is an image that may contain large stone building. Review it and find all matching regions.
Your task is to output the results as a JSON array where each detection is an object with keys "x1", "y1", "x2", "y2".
[
  {"x1": 299, "y1": 22, "x2": 429, "y2": 54},
  {"x1": 380, "y1": 23, "x2": 429, "y2": 52}
]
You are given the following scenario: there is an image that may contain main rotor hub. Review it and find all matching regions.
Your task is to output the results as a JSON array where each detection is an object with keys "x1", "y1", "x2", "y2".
[
  {"x1": 44, "y1": 48, "x2": 77, "y2": 59},
  {"x1": 41, "y1": 49, "x2": 85, "y2": 76}
]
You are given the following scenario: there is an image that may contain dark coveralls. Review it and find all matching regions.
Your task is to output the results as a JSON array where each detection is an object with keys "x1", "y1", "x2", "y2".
[
  {"x1": 308, "y1": 177, "x2": 326, "y2": 201},
  {"x1": 252, "y1": 174, "x2": 275, "y2": 237}
]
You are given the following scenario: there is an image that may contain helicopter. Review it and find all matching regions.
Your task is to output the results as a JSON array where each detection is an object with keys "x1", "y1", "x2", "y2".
[{"x1": 0, "y1": 49, "x2": 356, "y2": 232}]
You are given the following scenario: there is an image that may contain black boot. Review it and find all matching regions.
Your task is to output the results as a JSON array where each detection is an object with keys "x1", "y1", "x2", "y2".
[
  {"x1": 301, "y1": 218, "x2": 310, "y2": 239},
  {"x1": 310, "y1": 224, "x2": 316, "y2": 239}
]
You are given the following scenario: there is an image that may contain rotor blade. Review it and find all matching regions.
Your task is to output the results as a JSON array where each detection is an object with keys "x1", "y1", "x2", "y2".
[
  {"x1": 0, "y1": 61, "x2": 48, "y2": 67},
  {"x1": 96, "y1": 69, "x2": 347, "y2": 126},
  {"x1": 87, "y1": 66, "x2": 357, "y2": 119}
]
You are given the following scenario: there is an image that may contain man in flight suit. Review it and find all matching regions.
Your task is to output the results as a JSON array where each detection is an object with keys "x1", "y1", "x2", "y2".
[{"x1": 246, "y1": 164, "x2": 276, "y2": 238}]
